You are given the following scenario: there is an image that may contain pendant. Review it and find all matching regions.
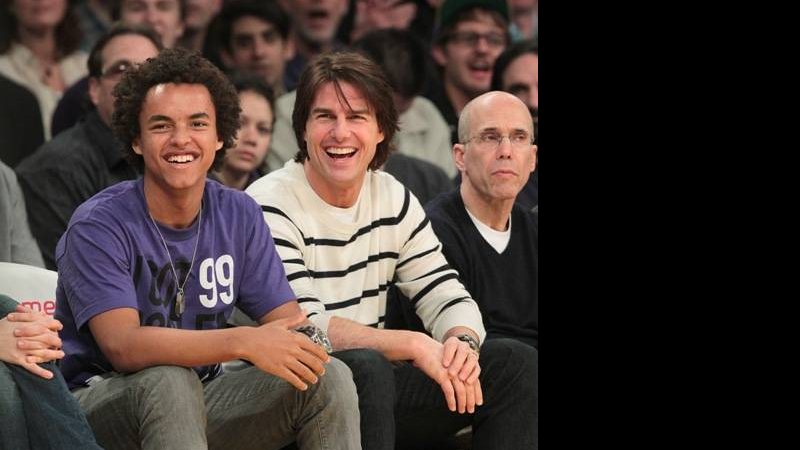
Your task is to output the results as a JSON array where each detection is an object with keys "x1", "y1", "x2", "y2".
[{"x1": 176, "y1": 288, "x2": 185, "y2": 316}]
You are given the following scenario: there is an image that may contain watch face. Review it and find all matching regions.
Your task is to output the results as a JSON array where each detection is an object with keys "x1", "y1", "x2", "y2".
[{"x1": 294, "y1": 325, "x2": 333, "y2": 354}]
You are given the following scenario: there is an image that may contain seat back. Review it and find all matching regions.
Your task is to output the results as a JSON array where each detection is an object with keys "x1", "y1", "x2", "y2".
[{"x1": 0, "y1": 262, "x2": 58, "y2": 316}]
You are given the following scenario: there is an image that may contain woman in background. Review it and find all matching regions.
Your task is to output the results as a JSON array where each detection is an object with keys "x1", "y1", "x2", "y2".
[
  {"x1": 0, "y1": 0, "x2": 87, "y2": 140},
  {"x1": 210, "y1": 73, "x2": 275, "y2": 190}
]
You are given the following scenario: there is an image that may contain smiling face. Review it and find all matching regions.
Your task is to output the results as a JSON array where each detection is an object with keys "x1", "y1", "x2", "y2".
[
  {"x1": 302, "y1": 81, "x2": 384, "y2": 207},
  {"x1": 224, "y1": 89, "x2": 273, "y2": 175},
  {"x1": 133, "y1": 83, "x2": 223, "y2": 194},
  {"x1": 433, "y1": 10, "x2": 507, "y2": 101},
  {"x1": 455, "y1": 92, "x2": 536, "y2": 203}
]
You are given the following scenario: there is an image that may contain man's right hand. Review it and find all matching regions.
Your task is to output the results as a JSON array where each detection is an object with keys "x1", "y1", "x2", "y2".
[{"x1": 241, "y1": 313, "x2": 331, "y2": 391}]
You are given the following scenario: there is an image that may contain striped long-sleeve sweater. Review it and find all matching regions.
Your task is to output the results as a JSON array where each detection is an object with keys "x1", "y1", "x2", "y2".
[{"x1": 246, "y1": 161, "x2": 486, "y2": 342}]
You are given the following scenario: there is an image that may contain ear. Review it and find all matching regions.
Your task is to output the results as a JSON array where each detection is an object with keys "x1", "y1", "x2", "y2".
[
  {"x1": 529, "y1": 144, "x2": 538, "y2": 173},
  {"x1": 215, "y1": 139, "x2": 224, "y2": 151},
  {"x1": 431, "y1": 44, "x2": 447, "y2": 67},
  {"x1": 453, "y1": 143, "x2": 466, "y2": 172},
  {"x1": 376, "y1": 128, "x2": 385, "y2": 145},
  {"x1": 132, "y1": 137, "x2": 143, "y2": 155},
  {"x1": 88, "y1": 77, "x2": 101, "y2": 107}
]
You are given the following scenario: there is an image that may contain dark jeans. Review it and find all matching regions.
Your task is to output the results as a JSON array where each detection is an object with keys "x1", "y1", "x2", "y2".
[
  {"x1": 334, "y1": 338, "x2": 538, "y2": 450},
  {"x1": 0, "y1": 295, "x2": 102, "y2": 449}
]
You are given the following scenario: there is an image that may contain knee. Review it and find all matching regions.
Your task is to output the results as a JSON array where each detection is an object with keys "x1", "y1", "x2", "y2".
[
  {"x1": 130, "y1": 365, "x2": 204, "y2": 405},
  {"x1": 482, "y1": 338, "x2": 537, "y2": 365},
  {"x1": 480, "y1": 339, "x2": 538, "y2": 389},
  {"x1": 313, "y1": 357, "x2": 358, "y2": 408}
]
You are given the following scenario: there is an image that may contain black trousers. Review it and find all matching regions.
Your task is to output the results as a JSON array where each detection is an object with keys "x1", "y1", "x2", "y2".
[{"x1": 334, "y1": 338, "x2": 538, "y2": 450}]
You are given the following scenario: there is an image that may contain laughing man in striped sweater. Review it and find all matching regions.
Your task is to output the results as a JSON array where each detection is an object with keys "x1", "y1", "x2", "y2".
[{"x1": 247, "y1": 51, "x2": 537, "y2": 450}]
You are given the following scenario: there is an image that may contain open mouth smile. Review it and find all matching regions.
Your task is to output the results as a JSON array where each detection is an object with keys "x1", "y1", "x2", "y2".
[
  {"x1": 164, "y1": 152, "x2": 199, "y2": 165},
  {"x1": 325, "y1": 147, "x2": 358, "y2": 159}
]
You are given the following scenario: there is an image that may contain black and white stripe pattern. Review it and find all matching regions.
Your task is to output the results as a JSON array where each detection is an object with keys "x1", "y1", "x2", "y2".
[{"x1": 246, "y1": 161, "x2": 486, "y2": 342}]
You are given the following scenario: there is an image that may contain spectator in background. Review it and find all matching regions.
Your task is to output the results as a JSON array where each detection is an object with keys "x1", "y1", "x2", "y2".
[
  {"x1": 1, "y1": 161, "x2": 43, "y2": 267},
  {"x1": 278, "y1": 0, "x2": 348, "y2": 91},
  {"x1": 205, "y1": 0, "x2": 293, "y2": 97},
  {"x1": 491, "y1": 39, "x2": 537, "y2": 131},
  {"x1": 210, "y1": 73, "x2": 275, "y2": 191},
  {"x1": 338, "y1": 0, "x2": 436, "y2": 47},
  {"x1": 508, "y1": 0, "x2": 537, "y2": 42},
  {"x1": 426, "y1": 91, "x2": 538, "y2": 349},
  {"x1": 353, "y1": 28, "x2": 455, "y2": 179},
  {"x1": 349, "y1": 0, "x2": 417, "y2": 41},
  {"x1": 75, "y1": 0, "x2": 113, "y2": 52},
  {"x1": 491, "y1": 38, "x2": 537, "y2": 209},
  {"x1": 51, "y1": 0, "x2": 185, "y2": 136},
  {"x1": 0, "y1": 0, "x2": 88, "y2": 140},
  {"x1": 0, "y1": 74, "x2": 44, "y2": 168},
  {"x1": 16, "y1": 23, "x2": 162, "y2": 269},
  {"x1": 114, "y1": 0, "x2": 185, "y2": 48},
  {"x1": 177, "y1": 0, "x2": 221, "y2": 52},
  {"x1": 428, "y1": 0, "x2": 509, "y2": 145}
]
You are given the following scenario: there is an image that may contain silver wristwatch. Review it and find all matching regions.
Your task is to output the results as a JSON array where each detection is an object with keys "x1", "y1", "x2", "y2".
[
  {"x1": 456, "y1": 334, "x2": 481, "y2": 356},
  {"x1": 295, "y1": 324, "x2": 333, "y2": 354}
]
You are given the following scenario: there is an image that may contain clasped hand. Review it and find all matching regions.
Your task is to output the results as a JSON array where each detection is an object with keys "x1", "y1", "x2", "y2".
[
  {"x1": 413, "y1": 335, "x2": 483, "y2": 414},
  {"x1": 0, "y1": 304, "x2": 64, "y2": 379}
]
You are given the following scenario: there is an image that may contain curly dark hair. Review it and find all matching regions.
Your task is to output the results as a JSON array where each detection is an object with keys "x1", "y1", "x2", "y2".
[
  {"x1": 292, "y1": 51, "x2": 398, "y2": 171},
  {"x1": 112, "y1": 47, "x2": 241, "y2": 172}
]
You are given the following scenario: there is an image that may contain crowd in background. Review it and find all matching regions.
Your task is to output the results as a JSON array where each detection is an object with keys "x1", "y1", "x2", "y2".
[{"x1": 0, "y1": 1, "x2": 538, "y2": 449}]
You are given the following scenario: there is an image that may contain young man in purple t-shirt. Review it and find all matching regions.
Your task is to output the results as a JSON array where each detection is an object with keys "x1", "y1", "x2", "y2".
[{"x1": 54, "y1": 48, "x2": 360, "y2": 450}]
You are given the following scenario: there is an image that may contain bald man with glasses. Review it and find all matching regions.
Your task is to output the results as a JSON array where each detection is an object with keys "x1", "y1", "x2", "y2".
[{"x1": 426, "y1": 91, "x2": 539, "y2": 351}]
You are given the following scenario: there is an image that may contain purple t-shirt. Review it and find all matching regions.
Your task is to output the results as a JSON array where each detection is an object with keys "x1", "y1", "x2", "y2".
[{"x1": 55, "y1": 179, "x2": 295, "y2": 389}]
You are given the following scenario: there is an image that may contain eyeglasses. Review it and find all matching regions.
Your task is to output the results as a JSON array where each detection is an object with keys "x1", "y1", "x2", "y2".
[
  {"x1": 464, "y1": 132, "x2": 533, "y2": 150},
  {"x1": 100, "y1": 60, "x2": 136, "y2": 79},
  {"x1": 448, "y1": 31, "x2": 507, "y2": 49}
]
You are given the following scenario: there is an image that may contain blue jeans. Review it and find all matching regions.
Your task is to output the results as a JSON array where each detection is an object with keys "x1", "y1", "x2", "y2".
[
  {"x1": 334, "y1": 338, "x2": 538, "y2": 450},
  {"x1": 0, "y1": 295, "x2": 102, "y2": 449}
]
